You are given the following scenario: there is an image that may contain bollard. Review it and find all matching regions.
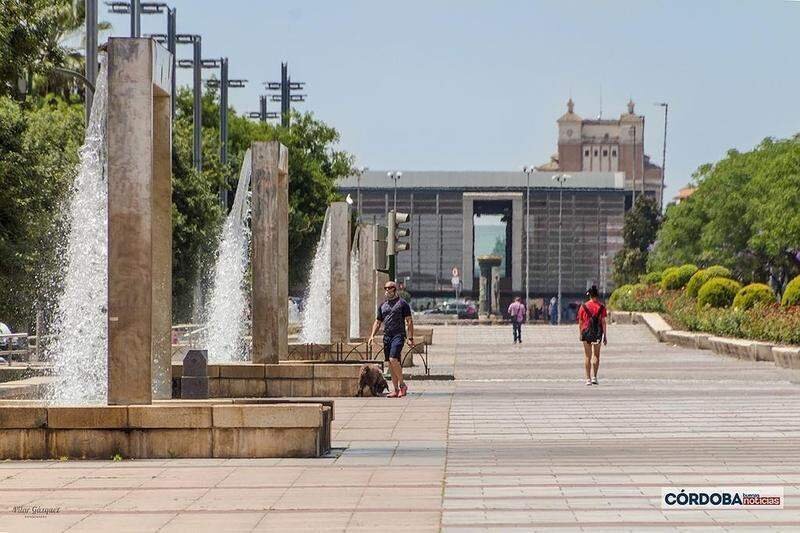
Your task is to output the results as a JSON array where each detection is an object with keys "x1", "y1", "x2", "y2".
[{"x1": 181, "y1": 349, "x2": 209, "y2": 399}]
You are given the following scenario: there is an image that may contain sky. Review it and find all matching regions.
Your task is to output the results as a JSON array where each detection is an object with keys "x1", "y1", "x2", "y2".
[{"x1": 124, "y1": 0, "x2": 800, "y2": 203}]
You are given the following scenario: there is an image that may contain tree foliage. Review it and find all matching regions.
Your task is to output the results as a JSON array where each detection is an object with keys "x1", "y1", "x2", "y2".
[
  {"x1": 612, "y1": 196, "x2": 661, "y2": 285},
  {"x1": 649, "y1": 137, "x2": 800, "y2": 292}
]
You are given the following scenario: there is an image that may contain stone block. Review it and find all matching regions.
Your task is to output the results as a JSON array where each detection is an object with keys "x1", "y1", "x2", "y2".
[
  {"x1": 639, "y1": 313, "x2": 672, "y2": 341},
  {"x1": 0, "y1": 407, "x2": 47, "y2": 428},
  {"x1": 231, "y1": 398, "x2": 335, "y2": 420},
  {"x1": 47, "y1": 429, "x2": 129, "y2": 459},
  {"x1": 172, "y1": 363, "x2": 183, "y2": 379},
  {"x1": 312, "y1": 364, "x2": 361, "y2": 379},
  {"x1": 209, "y1": 378, "x2": 223, "y2": 397},
  {"x1": 183, "y1": 349, "x2": 208, "y2": 377},
  {"x1": 661, "y1": 330, "x2": 699, "y2": 349},
  {"x1": 750, "y1": 342, "x2": 774, "y2": 362},
  {"x1": 0, "y1": 429, "x2": 47, "y2": 459},
  {"x1": 212, "y1": 427, "x2": 320, "y2": 458},
  {"x1": 212, "y1": 404, "x2": 322, "y2": 428},
  {"x1": 47, "y1": 406, "x2": 128, "y2": 429},
  {"x1": 696, "y1": 334, "x2": 711, "y2": 350},
  {"x1": 181, "y1": 376, "x2": 209, "y2": 399},
  {"x1": 313, "y1": 378, "x2": 358, "y2": 397},
  {"x1": 226, "y1": 378, "x2": 267, "y2": 398},
  {"x1": 266, "y1": 364, "x2": 314, "y2": 379},
  {"x1": 266, "y1": 378, "x2": 313, "y2": 397},
  {"x1": 708, "y1": 336, "x2": 753, "y2": 360},
  {"x1": 219, "y1": 364, "x2": 266, "y2": 379},
  {"x1": 128, "y1": 405, "x2": 212, "y2": 428},
  {"x1": 205, "y1": 365, "x2": 221, "y2": 378},
  {"x1": 773, "y1": 347, "x2": 800, "y2": 369},
  {"x1": 129, "y1": 428, "x2": 212, "y2": 458}
]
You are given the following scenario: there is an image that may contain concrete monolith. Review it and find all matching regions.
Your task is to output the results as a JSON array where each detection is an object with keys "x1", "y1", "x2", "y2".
[
  {"x1": 357, "y1": 224, "x2": 377, "y2": 338},
  {"x1": 329, "y1": 202, "x2": 351, "y2": 343},
  {"x1": 107, "y1": 38, "x2": 173, "y2": 405},
  {"x1": 251, "y1": 142, "x2": 289, "y2": 363}
]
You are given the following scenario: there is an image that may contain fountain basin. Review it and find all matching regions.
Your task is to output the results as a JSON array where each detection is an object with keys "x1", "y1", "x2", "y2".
[
  {"x1": 172, "y1": 362, "x2": 362, "y2": 398},
  {"x1": 0, "y1": 401, "x2": 331, "y2": 459}
]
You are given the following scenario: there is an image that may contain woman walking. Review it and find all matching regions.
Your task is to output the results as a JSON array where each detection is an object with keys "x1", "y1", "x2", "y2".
[{"x1": 577, "y1": 285, "x2": 607, "y2": 385}]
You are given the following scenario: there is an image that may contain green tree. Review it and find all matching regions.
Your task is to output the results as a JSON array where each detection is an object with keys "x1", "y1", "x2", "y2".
[
  {"x1": 612, "y1": 196, "x2": 662, "y2": 285},
  {"x1": 649, "y1": 136, "x2": 800, "y2": 290}
]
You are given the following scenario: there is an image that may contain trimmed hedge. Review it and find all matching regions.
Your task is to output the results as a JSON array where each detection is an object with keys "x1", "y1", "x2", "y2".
[
  {"x1": 782, "y1": 275, "x2": 800, "y2": 307},
  {"x1": 660, "y1": 264, "x2": 698, "y2": 290},
  {"x1": 733, "y1": 283, "x2": 775, "y2": 310},
  {"x1": 640, "y1": 271, "x2": 662, "y2": 285},
  {"x1": 685, "y1": 265, "x2": 732, "y2": 298},
  {"x1": 697, "y1": 278, "x2": 743, "y2": 308}
]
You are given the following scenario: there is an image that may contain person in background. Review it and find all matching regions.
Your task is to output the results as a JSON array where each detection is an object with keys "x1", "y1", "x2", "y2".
[
  {"x1": 507, "y1": 296, "x2": 526, "y2": 343},
  {"x1": 577, "y1": 285, "x2": 608, "y2": 385},
  {"x1": 549, "y1": 296, "x2": 558, "y2": 325}
]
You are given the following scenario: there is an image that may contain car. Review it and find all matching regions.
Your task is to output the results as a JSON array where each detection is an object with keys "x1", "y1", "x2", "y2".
[{"x1": 422, "y1": 301, "x2": 477, "y2": 319}]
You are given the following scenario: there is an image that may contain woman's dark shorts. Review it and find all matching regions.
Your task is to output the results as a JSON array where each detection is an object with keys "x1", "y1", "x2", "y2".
[{"x1": 383, "y1": 334, "x2": 405, "y2": 361}]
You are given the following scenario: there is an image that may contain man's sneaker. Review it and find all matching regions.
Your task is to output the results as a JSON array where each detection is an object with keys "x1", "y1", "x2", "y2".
[
  {"x1": 591, "y1": 377, "x2": 598, "y2": 385},
  {"x1": 398, "y1": 383, "x2": 408, "y2": 398},
  {"x1": 387, "y1": 390, "x2": 399, "y2": 398},
  {"x1": 585, "y1": 379, "x2": 592, "y2": 386}
]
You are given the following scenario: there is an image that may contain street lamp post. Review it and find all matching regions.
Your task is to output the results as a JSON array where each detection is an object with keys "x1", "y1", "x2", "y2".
[
  {"x1": 630, "y1": 125, "x2": 637, "y2": 206},
  {"x1": 175, "y1": 34, "x2": 202, "y2": 171},
  {"x1": 655, "y1": 102, "x2": 669, "y2": 208},
  {"x1": 387, "y1": 171, "x2": 402, "y2": 211},
  {"x1": 85, "y1": 0, "x2": 98, "y2": 124},
  {"x1": 522, "y1": 165, "x2": 535, "y2": 323},
  {"x1": 552, "y1": 174, "x2": 571, "y2": 324}
]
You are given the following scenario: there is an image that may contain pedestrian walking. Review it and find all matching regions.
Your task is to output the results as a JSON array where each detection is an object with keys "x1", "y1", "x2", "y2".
[
  {"x1": 549, "y1": 296, "x2": 558, "y2": 325},
  {"x1": 577, "y1": 285, "x2": 607, "y2": 385},
  {"x1": 507, "y1": 296, "x2": 526, "y2": 343},
  {"x1": 368, "y1": 281, "x2": 414, "y2": 398}
]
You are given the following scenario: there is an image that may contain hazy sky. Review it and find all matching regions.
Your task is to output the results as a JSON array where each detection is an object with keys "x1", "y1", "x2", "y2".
[{"x1": 126, "y1": 0, "x2": 800, "y2": 202}]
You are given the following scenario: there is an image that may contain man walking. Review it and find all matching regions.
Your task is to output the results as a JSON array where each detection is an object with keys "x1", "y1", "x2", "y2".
[
  {"x1": 368, "y1": 281, "x2": 414, "y2": 398},
  {"x1": 507, "y1": 296, "x2": 526, "y2": 343}
]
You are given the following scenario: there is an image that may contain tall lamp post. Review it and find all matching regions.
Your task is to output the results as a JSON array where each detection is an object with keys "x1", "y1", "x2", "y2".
[
  {"x1": 356, "y1": 166, "x2": 368, "y2": 223},
  {"x1": 629, "y1": 125, "x2": 637, "y2": 206},
  {"x1": 387, "y1": 171, "x2": 402, "y2": 211},
  {"x1": 522, "y1": 165, "x2": 535, "y2": 322},
  {"x1": 552, "y1": 173, "x2": 571, "y2": 324},
  {"x1": 655, "y1": 102, "x2": 669, "y2": 208}
]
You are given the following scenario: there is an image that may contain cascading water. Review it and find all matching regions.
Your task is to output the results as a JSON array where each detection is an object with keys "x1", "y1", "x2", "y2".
[
  {"x1": 298, "y1": 210, "x2": 331, "y2": 344},
  {"x1": 203, "y1": 151, "x2": 253, "y2": 362},
  {"x1": 46, "y1": 57, "x2": 109, "y2": 405},
  {"x1": 349, "y1": 240, "x2": 360, "y2": 339}
]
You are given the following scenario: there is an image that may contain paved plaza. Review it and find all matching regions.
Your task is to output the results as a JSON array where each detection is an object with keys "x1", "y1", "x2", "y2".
[{"x1": 1, "y1": 324, "x2": 799, "y2": 531}]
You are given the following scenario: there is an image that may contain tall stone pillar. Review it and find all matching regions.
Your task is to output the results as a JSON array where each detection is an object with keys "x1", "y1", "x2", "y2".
[
  {"x1": 358, "y1": 224, "x2": 377, "y2": 338},
  {"x1": 329, "y1": 202, "x2": 350, "y2": 343},
  {"x1": 251, "y1": 141, "x2": 289, "y2": 364},
  {"x1": 477, "y1": 255, "x2": 501, "y2": 318},
  {"x1": 107, "y1": 38, "x2": 173, "y2": 405},
  {"x1": 374, "y1": 270, "x2": 389, "y2": 321}
]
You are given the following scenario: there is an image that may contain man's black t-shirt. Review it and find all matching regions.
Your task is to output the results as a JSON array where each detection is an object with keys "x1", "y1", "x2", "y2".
[{"x1": 377, "y1": 298, "x2": 412, "y2": 337}]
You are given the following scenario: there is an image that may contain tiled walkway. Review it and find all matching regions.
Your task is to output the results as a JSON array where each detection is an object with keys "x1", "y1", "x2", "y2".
[{"x1": 1, "y1": 324, "x2": 799, "y2": 531}]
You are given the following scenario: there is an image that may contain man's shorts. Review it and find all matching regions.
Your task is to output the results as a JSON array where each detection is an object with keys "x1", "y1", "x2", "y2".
[{"x1": 383, "y1": 334, "x2": 405, "y2": 361}]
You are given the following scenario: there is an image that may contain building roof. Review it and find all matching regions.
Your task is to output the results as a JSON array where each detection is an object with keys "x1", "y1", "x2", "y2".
[{"x1": 339, "y1": 171, "x2": 625, "y2": 190}]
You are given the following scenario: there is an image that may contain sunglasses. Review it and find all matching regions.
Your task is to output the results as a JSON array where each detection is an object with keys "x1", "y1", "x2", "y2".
[{"x1": 384, "y1": 286, "x2": 396, "y2": 290}]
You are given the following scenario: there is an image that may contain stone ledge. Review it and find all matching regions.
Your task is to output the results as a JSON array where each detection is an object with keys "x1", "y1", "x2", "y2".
[
  {"x1": 219, "y1": 364, "x2": 266, "y2": 379},
  {"x1": 128, "y1": 404, "x2": 212, "y2": 428},
  {"x1": 773, "y1": 347, "x2": 800, "y2": 369},
  {"x1": 638, "y1": 313, "x2": 673, "y2": 341},
  {"x1": 0, "y1": 402, "x2": 331, "y2": 459}
]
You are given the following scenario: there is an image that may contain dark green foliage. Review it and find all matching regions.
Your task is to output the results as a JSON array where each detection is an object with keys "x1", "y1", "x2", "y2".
[
  {"x1": 685, "y1": 265, "x2": 732, "y2": 298},
  {"x1": 733, "y1": 283, "x2": 775, "y2": 310},
  {"x1": 697, "y1": 278, "x2": 743, "y2": 308},
  {"x1": 612, "y1": 196, "x2": 662, "y2": 286},
  {"x1": 639, "y1": 271, "x2": 662, "y2": 285}
]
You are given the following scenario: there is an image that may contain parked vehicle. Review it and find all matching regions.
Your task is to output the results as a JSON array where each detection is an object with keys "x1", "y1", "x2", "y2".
[{"x1": 421, "y1": 301, "x2": 477, "y2": 319}]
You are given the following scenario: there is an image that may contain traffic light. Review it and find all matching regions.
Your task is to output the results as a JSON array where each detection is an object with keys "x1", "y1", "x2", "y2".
[
  {"x1": 374, "y1": 224, "x2": 388, "y2": 272},
  {"x1": 387, "y1": 210, "x2": 410, "y2": 280}
]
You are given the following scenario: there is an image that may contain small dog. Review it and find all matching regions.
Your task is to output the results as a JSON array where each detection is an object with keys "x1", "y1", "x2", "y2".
[{"x1": 356, "y1": 364, "x2": 388, "y2": 397}]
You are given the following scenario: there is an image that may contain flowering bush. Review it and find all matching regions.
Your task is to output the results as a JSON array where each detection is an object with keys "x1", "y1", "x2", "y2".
[{"x1": 609, "y1": 285, "x2": 800, "y2": 345}]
